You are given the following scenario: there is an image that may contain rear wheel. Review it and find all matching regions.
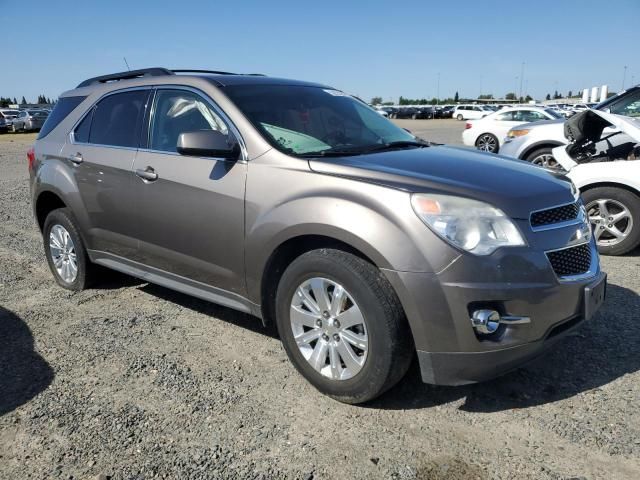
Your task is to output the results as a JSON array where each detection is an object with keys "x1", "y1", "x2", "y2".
[
  {"x1": 526, "y1": 147, "x2": 562, "y2": 170},
  {"x1": 475, "y1": 133, "x2": 499, "y2": 153},
  {"x1": 456, "y1": 114, "x2": 463, "y2": 121},
  {"x1": 43, "y1": 208, "x2": 96, "y2": 290},
  {"x1": 583, "y1": 187, "x2": 640, "y2": 256},
  {"x1": 275, "y1": 249, "x2": 413, "y2": 404}
]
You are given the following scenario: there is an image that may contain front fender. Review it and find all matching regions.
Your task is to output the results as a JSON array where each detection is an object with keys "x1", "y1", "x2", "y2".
[{"x1": 243, "y1": 161, "x2": 459, "y2": 302}]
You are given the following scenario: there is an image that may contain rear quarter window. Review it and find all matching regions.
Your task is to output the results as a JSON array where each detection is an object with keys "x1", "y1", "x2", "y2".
[{"x1": 37, "y1": 96, "x2": 87, "y2": 139}]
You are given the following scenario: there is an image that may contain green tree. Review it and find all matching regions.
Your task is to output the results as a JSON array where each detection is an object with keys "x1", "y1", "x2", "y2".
[
  {"x1": 13, "y1": 97, "x2": 17, "y2": 104},
  {"x1": 525, "y1": 95, "x2": 533, "y2": 102},
  {"x1": 454, "y1": 91, "x2": 459, "y2": 102},
  {"x1": 567, "y1": 90, "x2": 573, "y2": 98},
  {"x1": 505, "y1": 92, "x2": 516, "y2": 100},
  {"x1": 545, "y1": 93, "x2": 551, "y2": 101},
  {"x1": 478, "y1": 94, "x2": 494, "y2": 99},
  {"x1": 20, "y1": 96, "x2": 27, "y2": 105},
  {"x1": 370, "y1": 96, "x2": 383, "y2": 105}
]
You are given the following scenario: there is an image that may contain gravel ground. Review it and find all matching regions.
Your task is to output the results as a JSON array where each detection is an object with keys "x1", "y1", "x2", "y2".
[{"x1": 1, "y1": 129, "x2": 639, "y2": 480}]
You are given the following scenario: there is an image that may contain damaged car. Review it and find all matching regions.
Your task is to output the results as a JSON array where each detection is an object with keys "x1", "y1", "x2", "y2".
[{"x1": 552, "y1": 109, "x2": 640, "y2": 255}]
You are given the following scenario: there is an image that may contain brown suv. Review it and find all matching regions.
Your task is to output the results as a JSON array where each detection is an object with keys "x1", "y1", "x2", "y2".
[{"x1": 30, "y1": 68, "x2": 606, "y2": 403}]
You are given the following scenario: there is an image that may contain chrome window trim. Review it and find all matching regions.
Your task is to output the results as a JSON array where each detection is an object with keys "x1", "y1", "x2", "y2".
[
  {"x1": 529, "y1": 200, "x2": 584, "y2": 232},
  {"x1": 68, "y1": 84, "x2": 247, "y2": 162}
]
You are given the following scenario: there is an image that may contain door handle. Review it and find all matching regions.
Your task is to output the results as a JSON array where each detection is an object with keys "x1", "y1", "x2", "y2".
[
  {"x1": 135, "y1": 166, "x2": 158, "y2": 181},
  {"x1": 68, "y1": 153, "x2": 83, "y2": 164}
]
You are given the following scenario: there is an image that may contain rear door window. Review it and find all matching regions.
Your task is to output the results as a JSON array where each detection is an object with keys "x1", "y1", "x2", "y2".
[
  {"x1": 89, "y1": 90, "x2": 148, "y2": 148},
  {"x1": 37, "y1": 96, "x2": 87, "y2": 139}
]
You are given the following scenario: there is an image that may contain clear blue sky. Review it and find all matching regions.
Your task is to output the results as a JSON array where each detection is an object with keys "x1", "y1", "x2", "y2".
[{"x1": 2, "y1": 0, "x2": 638, "y2": 103}]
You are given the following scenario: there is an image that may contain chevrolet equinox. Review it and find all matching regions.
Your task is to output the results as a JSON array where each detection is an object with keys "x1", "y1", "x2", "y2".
[{"x1": 29, "y1": 68, "x2": 607, "y2": 403}]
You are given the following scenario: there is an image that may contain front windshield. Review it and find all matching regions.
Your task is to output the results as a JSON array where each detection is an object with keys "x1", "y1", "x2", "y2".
[{"x1": 223, "y1": 84, "x2": 415, "y2": 155}]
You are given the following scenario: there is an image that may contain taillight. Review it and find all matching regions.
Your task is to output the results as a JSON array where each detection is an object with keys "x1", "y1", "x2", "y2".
[
  {"x1": 465, "y1": 122, "x2": 472, "y2": 129},
  {"x1": 27, "y1": 147, "x2": 35, "y2": 171}
]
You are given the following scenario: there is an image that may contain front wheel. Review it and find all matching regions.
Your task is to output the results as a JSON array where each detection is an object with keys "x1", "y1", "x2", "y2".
[
  {"x1": 583, "y1": 187, "x2": 640, "y2": 256},
  {"x1": 275, "y1": 249, "x2": 413, "y2": 404},
  {"x1": 526, "y1": 147, "x2": 562, "y2": 170}
]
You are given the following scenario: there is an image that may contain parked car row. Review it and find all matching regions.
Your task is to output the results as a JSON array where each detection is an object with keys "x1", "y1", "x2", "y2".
[
  {"x1": 375, "y1": 105, "x2": 456, "y2": 119},
  {"x1": 0, "y1": 108, "x2": 50, "y2": 133},
  {"x1": 465, "y1": 85, "x2": 640, "y2": 256}
]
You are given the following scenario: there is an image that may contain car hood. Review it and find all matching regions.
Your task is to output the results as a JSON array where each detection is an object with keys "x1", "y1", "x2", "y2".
[
  {"x1": 554, "y1": 110, "x2": 640, "y2": 170},
  {"x1": 308, "y1": 145, "x2": 575, "y2": 220}
]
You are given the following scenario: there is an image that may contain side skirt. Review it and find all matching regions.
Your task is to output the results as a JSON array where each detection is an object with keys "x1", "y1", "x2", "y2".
[{"x1": 88, "y1": 250, "x2": 262, "y2": 319}]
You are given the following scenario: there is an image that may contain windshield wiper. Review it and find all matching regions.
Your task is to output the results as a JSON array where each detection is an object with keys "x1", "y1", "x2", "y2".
[
  {"x1": 298, "y1": 148, "x2": 367, "y2": 157},
  {"x1": 361, "y1": 140, "x2": 430, "y2": 153},
  {"x1": 299, "y1": 140, "x2": 430, "y2": 157}
]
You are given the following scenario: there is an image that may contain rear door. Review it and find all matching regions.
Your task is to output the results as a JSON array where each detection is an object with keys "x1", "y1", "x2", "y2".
[
  {"x1": 132, "y1": 87, "x2": 247, "y2": 295},
  {"x1": 60, "y1": 88, "x2": 150, "y2": 259}
]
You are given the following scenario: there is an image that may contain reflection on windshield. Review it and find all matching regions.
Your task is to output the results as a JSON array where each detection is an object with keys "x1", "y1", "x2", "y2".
[{"x1": 223, "y1": 84, "x2": 415, "y2": 155}]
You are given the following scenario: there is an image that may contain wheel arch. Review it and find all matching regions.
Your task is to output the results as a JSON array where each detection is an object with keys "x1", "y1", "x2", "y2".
[
  {"x1": 579, "y1": 181, "x2": 640, "y2": 198},
  {"x1": 35, "y1": 190, "x2": 67, "y2": 231},
  {"x1": 520, "y1": 141, "x2": 565, "y2": 160},
  {"x1": 258, "y1": 234, "x2": 385, "y2": 327}
]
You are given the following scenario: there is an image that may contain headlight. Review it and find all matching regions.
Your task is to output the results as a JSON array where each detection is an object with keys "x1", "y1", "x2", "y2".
[
  {"x1": 507, "y1": 129, "x2": 530, "y2": 138},
  {"x1": 411, "y1": 194, "x2": 526, "y2": 255}
]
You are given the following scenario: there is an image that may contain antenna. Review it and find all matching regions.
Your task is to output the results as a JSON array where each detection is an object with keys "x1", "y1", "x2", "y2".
[{"x1": 123, "y1": 57, "x2": 131, "y2": 71}]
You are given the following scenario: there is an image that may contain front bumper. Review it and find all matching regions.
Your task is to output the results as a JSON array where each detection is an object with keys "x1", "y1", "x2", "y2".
[{"x1": 383, "y1": 238, "x2": 605, "y2": 386}]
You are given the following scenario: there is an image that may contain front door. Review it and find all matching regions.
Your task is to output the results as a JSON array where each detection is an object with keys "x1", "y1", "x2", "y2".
[{"x1": 132, "y1": 88, "x2": 247, "y2": 295}]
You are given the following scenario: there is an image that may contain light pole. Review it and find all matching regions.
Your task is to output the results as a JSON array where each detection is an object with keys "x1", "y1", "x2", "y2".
[
  {"x1": 622, "y1": 66, "x2": 628, "y2": 90},
  {"x1": 518, "y1": 62, "x2": 525, "y2": 101},
  {"x1": 436, "y1": 72, "x2": 440, "y2": 105}
]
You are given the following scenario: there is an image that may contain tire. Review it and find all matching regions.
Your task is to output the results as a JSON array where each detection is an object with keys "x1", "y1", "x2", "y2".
[
  {"x1": 456, "y1": 114, "x2": 463, "y2": 121},
  {"x1": 43, "y1": 208, "x2": 96, "y2": 290},
  {"x1": 525, "y1": 147, "x2": 562, "y2": 170},
  {"x1": 582, "y1": 187, "x2": 640, "y2": 256},
  {"x1": 411, "y1": 114, "x2": 417, "y2": 120},
  {"x1": 475, "y1": 133, "x2": 499, "y2": 153},
  {"x1": 275, "y1": 249, "x2": 413, "y2": 404}
]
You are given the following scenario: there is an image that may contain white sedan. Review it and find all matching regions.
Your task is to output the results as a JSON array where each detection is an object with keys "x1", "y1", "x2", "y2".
[{"x1": 462, "y1": 106, "x2": 563, "y2": 153}]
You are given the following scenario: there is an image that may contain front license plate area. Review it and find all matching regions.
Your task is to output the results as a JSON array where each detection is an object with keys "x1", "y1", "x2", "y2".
[{"x1": 584, "y1": 273, "x2": 607, "y2": 321}]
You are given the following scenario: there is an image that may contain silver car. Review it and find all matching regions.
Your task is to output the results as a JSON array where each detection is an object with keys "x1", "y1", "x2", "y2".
[
  {"x1": 29, "y1": 68, "x2": 606, "y2": 403},
  {"x1": 12, "y1": 109, "x2": 49, "y2": 132}
]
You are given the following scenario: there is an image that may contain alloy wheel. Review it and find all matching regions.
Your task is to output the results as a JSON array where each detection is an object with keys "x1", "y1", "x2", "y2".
[
  {"x1": 587, "y1": 199, "x2": 634, "y2": 247},
  {"x1": 531, "y1": 153, "x2": 560, "y2": 170},
  {"x1": 290, "y1": 277, "x2": 368, "y2": 380},
  {"x1": 49, "y1": 224, "x2": 78, "y2": 283},
  {"x1": 476, "y1": 134, "x2": 498, "y2": 152}
]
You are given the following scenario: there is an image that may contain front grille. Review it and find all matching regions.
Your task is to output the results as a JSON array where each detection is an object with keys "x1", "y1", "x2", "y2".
[
  {"x1": 546, "y1": 243, "x2": 592, "y2": 277},
  {"x1": 531, "y1": 202, "x2": 579, "y2": 228}
]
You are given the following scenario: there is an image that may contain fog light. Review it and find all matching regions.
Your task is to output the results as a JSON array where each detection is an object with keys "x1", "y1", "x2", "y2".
[
  {"x1": 471, "y1": 309, "x2": 501, "y2": 334},
  {"x1": 470, "y1": 309, "x2": 531, "y2": 335}
]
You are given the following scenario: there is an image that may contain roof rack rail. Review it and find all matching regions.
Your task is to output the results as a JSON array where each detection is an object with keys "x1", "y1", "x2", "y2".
[
  {"x1": 77, "y1": 68, "x2": 174, "y2": 88},
  {"x1": 171, "y1": 69, "x2": 238, "y2": 75},
  {"x1": 171, "y1": 69, "x2": 266, "y2": 77}
]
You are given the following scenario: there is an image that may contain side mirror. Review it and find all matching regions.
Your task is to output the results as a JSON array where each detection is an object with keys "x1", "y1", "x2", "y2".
[{"x1": 176, "y1": 130, "x2": 239, "y2": 159}]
